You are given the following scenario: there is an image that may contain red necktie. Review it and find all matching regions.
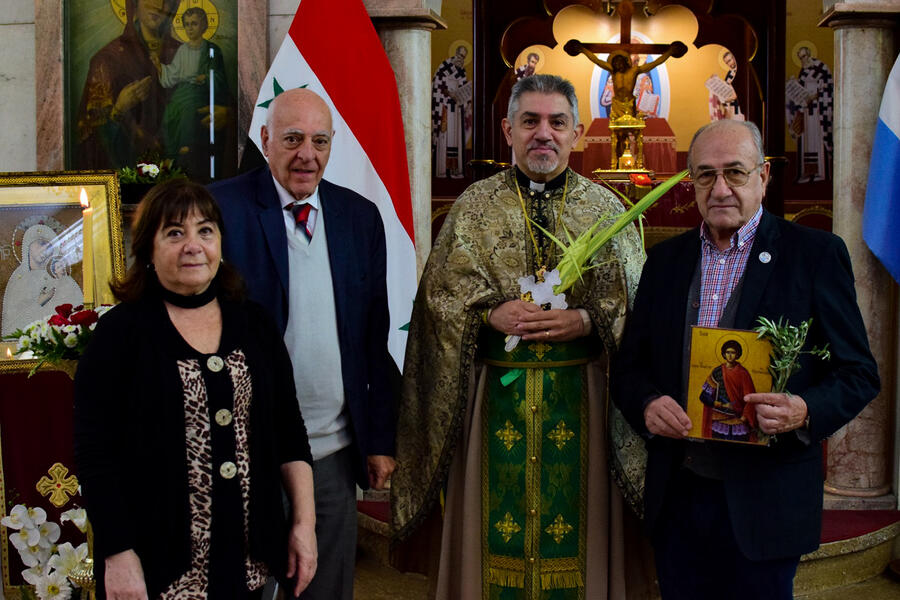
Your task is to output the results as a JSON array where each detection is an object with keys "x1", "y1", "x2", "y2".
[{"x1": 289, "y1": 203, "x2": 313, "y2": 241}]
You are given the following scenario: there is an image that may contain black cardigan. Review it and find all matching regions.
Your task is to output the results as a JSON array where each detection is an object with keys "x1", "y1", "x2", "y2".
[{"x1": 73, "y1": 294, "x2": 311, "y2": 597}]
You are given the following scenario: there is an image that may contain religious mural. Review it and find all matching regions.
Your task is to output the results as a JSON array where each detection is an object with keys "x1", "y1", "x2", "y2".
[
  {"x1": 786, "y1": 42, "x2": 834, "y2": 183},
  {"x1": 432, "y1": 42, "x2": 474, "y2": 179},
  {"x1": 514, "y1": 49, "x2": 543, "y2": 81},
  {"x1": 65, "y1": 0, "x2": 238, "y2": 182},
  {"x1": 430, "y1": 0, "x2": 474, "y2": 187},
  {"x1": 707, "y1": 48, "x2": 742, "y2": 121}
]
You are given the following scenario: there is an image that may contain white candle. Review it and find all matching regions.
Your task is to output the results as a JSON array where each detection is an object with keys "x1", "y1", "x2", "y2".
[{"x1": 80, "y1": 188, "x2": 94, "y2": 307}]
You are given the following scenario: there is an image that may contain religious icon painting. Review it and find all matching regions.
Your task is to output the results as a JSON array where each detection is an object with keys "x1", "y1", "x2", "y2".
[
  {"x1": 0, "y1": 171, "x2": 125, "y2": 367},
  {"x1": 686, "y1": 326, "x2": 773, "y2": 446},
  {"x1": 64, "y1": 0, "x2": 239, "y2": 183}
]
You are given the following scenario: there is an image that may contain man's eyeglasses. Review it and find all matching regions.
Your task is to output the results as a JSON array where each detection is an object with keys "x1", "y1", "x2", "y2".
[{"x1": 692, "y1": 163, "x2": 766, "y2": 189}]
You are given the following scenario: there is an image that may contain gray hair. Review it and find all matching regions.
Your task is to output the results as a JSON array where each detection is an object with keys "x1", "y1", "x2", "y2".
[
  {"x1": 507, "y1": 74, "x2": 580, "y2": 127},
  {"x1": 687, "y1": 119, "x2": 765, "y2": 171}
]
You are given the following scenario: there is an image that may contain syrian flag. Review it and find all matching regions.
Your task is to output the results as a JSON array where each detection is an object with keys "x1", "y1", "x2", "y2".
[
  {"x1": 249, "y1": 0, "x2": 416, "y2": 367},
  {"x1": 863, "y1": 53, "x2": 900, "y2": 282}
]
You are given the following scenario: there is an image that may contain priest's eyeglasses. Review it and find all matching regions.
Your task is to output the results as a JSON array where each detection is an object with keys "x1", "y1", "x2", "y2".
[{"x1": 692, "y1": 163, "x2": 766, "y2": 189}]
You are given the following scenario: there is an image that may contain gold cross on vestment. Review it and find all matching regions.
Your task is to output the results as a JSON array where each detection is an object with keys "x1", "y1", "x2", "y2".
[
  {"x1": 529, "y1": 341, "x2": 552, "y2": 360},
  {"x1": 36, "y1": 462, "x2": 79, "y2": 508},
  {"x1": 548, "y1": 421, "x2": 575, "y2": 450},
  {"x1": 496, "y1": 420, "x2": 523, "y2": 451},
  {"x1": 545, "y1": 514, "x2": 574, "y2": 544},
  {"x1": 495, "y1": 512, "x2": 522, "y2": 543}
]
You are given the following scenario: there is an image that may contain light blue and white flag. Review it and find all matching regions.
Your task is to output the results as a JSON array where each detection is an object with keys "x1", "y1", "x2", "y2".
[{"x1": 863, "y1": 53, "x2": 900, "y2": 282}]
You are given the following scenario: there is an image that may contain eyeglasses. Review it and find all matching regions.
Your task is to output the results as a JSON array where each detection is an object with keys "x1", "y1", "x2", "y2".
[{"x1": 692, "y1": 163, "x2": 766, "y2": 189}]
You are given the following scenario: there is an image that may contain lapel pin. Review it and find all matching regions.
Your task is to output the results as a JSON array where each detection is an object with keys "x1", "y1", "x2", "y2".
[{"x1": 759, "y1": 251, "x2": 772, "y2": 264}]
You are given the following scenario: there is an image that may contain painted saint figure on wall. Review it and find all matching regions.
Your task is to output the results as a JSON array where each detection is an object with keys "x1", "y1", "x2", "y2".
[
  {"x1": 708, "y1": 50, "x2": 742, "y2": 121},
  {"x1": 786, "y1": 46, "x2": 834, "y2": 183},
  {"x1": 515, "y1": 52, "x2": 540, "y2": 80},
  {"x1": 431, "y1": 45, "x2": 473, "y2": 179}
]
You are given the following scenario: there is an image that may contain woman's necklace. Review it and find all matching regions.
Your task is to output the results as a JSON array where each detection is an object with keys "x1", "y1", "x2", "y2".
[{"x1": 513, "y1": 171, "x2": 569, "y2": 273}]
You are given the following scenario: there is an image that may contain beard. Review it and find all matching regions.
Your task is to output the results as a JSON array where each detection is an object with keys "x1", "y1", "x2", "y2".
[{"x1": 525, "y1": 142, "x2": 560, "y2": 175}]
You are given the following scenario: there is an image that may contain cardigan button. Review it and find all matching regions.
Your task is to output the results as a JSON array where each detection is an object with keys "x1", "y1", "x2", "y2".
[
  {"x1": 219, "y1": 461, "x2": 237, "y2": 479},
  {"x1": 215, "y1": 409, "x2": 233, "y2": 427},
  {"x1": 207, "y1": 355, "x2": 224, "y2": 372}
]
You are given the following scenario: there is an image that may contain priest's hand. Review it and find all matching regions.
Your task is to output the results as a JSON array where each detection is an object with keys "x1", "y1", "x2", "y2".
[
  {"x1": 518, "y1": 308, "x2": 587, "y2": 342},
  {"x1": 286, "y1": 521, "x2": 318, "y2": 597},
  {"x1": 367, "y1": 454, "x2": 396, "y2": 490},
  {"x1": 744, "y1": 392, "x2": 808, "y2": 435},
  {"x1": 644, "y1": 395, "x2": 692, "y2": 438},
  {"x1": 488, "y1": 300, "x2": 542, "y2": 335},
  {"x1": 104, "y1": 549, "x2": 148, "y2": 600}
]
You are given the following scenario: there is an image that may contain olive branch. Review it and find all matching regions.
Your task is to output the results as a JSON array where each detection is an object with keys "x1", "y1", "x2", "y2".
[{"x1": 753, "y1": 316, "x2": 831, "y2": 394}]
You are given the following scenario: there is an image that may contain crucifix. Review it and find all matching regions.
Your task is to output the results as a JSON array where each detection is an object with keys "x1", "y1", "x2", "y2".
[{"x1": 564, "y1": 0, "x2": 687, "y2": 172}]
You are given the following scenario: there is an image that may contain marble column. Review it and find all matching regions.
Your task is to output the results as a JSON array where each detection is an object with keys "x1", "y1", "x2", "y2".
[
  {"x1": 820, "y1": 2, "x2": 900, "y2": 509},
  {"x1": 365, "y1": 2, "x2": 446, "y2": 276}
]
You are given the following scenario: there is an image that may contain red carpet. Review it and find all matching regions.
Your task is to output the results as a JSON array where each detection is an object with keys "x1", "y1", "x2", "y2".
[
  {"x1": 820, "y1": 510, "x2": 900, "y2": 544},
  {"x1": 358, "y1": 499, "x2": 391, "y2": 523}
]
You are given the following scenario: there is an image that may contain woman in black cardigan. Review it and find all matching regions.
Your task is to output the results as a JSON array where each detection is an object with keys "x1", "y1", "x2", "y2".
[{"x1": 74, "y1": 180, "x2": 316, "y2": 599}]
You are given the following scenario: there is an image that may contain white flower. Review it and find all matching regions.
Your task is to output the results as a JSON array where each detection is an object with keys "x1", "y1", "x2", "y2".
[
  {"x1": 10, "y1": 526, "x2": 39, "y2": 551},
  {"x1": 35, "y1": 571, "x2": 72, "y2": 600},
  {"x1": 21, "y1": 564, "x2": 46, "y2": 585},
  {"x1": 48, "y1": 542, "x2": 88, "y2": 578},
  {"x1": 63, "y1": 332, "x2": 78, "y2": 348},
  {"x1": 61, "y1": 325, "x2": 77, "y2": 335},
  {"x1": 1, "y1": 504, "x2": 32, "y2": 530},
  {"x1": 37, "y1": 521, "x2": 61, "y2": 548},
  {"x1": 18, "y1": 543, "x2": 50, "y2": 567},
  {"x1": 16, "y1": 335, "x2": 31, "y2": 350},
  {"x1": 137, "y1": 162, "x2": 160, "y2": 177},
  {"x1": 60, "y1": 508, "x2": 88, "y2": 533},
  {"x1": 27, "y1": 506, "x2": 48, "y2": 526}
]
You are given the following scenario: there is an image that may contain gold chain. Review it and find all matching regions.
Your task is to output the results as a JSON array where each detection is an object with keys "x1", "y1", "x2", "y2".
[{"x1": 513, "y1": 170, "x2": 569, "y2": 271}]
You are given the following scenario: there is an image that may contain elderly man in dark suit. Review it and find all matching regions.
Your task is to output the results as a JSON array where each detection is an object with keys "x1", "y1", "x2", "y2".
[
  {"x1": 210, "y1": 88, "x2": 395, "y2": 600},
  {"x1": 611, "y1": 119, "x2": 878, "y2": 599}
]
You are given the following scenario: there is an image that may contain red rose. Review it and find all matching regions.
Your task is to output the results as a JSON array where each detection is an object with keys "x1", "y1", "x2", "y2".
[
  {"x1": 48, "y1": 314, "x2": 69, "y2": 327},
  {"x1": 55, "y1": 304, "x2": 74, "y2": 318},
  {"x1": 70, "y1": 310, "x2": 99, "y2": 327}
]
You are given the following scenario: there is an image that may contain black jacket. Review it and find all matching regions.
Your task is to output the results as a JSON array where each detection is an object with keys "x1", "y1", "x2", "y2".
[{"x1": 611, "y1": 210, "x2": 879, "y2": 560}]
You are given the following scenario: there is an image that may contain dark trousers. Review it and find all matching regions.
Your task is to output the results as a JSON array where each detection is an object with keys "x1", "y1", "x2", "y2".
[
  {"x1": 652, "y1": 469, "x2": 800, "y2": 600},
  {"x1": 293, "y1": 445, "x2": 358, "y2": 600}
]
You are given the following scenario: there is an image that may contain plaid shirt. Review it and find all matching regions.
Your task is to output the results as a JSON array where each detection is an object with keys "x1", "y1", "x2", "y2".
[{"x1": 697, "y1": 207, "x2": 763, "y2": 327}]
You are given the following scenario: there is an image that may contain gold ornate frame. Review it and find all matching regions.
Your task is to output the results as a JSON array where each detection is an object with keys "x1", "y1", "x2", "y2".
[{"x1": 0, "y1": 171, "x2": 125, "y2": 369}]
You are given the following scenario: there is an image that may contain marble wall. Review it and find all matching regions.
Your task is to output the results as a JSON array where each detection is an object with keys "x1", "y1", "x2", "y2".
[
  {"x1": 269, "y1": 0, "x2": 302, "y2": 60},
  {"x1": 0, "y1": 1, "x2": 36, "y2": 172}
]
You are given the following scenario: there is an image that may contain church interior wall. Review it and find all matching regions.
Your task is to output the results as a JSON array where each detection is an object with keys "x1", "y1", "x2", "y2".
[
  {"x1": 0, "y1": 0, "x2": 36, "y2": 173},
  {"x1": 269, "y1": 0, "x2": 302, "y2": 62}
]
